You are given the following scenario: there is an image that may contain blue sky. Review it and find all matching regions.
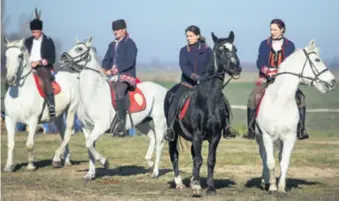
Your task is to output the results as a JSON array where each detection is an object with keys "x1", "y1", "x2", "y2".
[{"x1": 4, "y1": 0, "x2": 339, "y2": 64}]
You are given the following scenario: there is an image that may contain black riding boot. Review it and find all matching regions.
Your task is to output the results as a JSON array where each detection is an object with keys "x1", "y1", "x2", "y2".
[
  {"x1": 114, "y1": 98, "x2": 127, "y2": 137},
  {"x1": 242, "y1": 108, "x2": 256, "y2": 139},
  {"x1": 164, "y1": 105, "x2": 177, "y2": 142},
  {"x1": 223, "y1": 118, "x2": 236, "y2": 139},
  {"x1": 297, "y1": 106, "x2": 309, "y2": 140},
  {"x1": 46, "y1": 94, "x2": 56, "y2": 119}
]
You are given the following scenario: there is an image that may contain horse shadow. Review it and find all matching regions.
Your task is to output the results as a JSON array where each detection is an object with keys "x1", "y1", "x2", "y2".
[
  {"x1": 245, "y1": 177, "x2": 321, "y2": 191},
  {"x1": 76, "y1": 165, "x2": 172, "y2": 179},
  {"x1": 167, "y1": 176, "x2": 237, "y2": 189},
  {"x1": 11, "y1": 159, "x2": 87, "y2": 172}
]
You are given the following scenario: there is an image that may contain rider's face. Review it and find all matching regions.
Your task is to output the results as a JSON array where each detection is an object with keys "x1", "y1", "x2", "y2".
[
  {"x1": 113, "y1": 29, "x2": 126, "y2": 40},
  {"x1": 270, "y1": 23, "x2": 284, "y2": 39},
  {"x1": 186, "y1": 31, "x2": 199, "y2": 45},
  {"x1": 31, "y1": 30, "x2": 43, "y2": 39}
]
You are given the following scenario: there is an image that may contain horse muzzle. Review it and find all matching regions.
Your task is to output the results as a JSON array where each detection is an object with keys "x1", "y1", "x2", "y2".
[
  {"x1": 59, "y1": 52, "x2": 72, "y2": 66},
  {"x1": 6, "y1": 76, "x2": 16, "y2": 86}
]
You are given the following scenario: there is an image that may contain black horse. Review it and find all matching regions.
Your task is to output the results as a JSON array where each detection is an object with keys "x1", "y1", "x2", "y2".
[{"x1": 164, "y1": 31, "x2": 242, "y2": 196}]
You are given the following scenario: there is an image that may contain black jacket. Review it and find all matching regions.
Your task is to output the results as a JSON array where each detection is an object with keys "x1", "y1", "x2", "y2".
[{"x1": 24, "y1": 34, "x2": 56, "y2": 68}]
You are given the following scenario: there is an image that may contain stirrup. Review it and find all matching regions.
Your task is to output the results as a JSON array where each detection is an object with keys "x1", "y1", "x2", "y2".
[
  {"x1": 164, "y1": 128, "x2": 175, "y2": 141},
  {"x1": 242, "y1": 130, "x2": 255, "y2": 139}
]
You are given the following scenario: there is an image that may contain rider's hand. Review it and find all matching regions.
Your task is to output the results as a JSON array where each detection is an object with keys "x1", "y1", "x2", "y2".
[
  {"x1": 261, "y1": 66, "x2": 277, "y2": 79},
  {"x1": 105, "y1": 70, "x2": 112, "y2": 75},
  {"x1": 31, "y1": 61, "x2": 39, "y2": 68},
  {"x1": 266, "y1": 68, "x2": 278, "y2": 79}
]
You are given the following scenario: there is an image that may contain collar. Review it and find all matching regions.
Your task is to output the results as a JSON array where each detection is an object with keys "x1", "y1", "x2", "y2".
[
  {"x1": 33, "y1": 35, "x2": 43, "y2": 42},
  {"x1": 115, "y1": 33, "x2": 129, "y2": 43},
  {"x1": 266, "y1": 36, "x2": 289, "y2": 47}
]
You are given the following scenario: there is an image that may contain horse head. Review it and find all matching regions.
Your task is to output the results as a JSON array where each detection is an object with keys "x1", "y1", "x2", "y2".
[
  {"x1": 284, "y1": 39, "x2": 336, "y2": 93},
  {"x1": 4, "y1": 37, "x2": 29, "y2": 86},
  {"x1": 59, "y1": 36, "x2": 97, "y2": 72},
  {"x1": 211, "y1": 31, "x2": 242, "y2": 78}
]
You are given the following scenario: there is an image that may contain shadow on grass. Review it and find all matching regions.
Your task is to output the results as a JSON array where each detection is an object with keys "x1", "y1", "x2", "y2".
[
  {"x1": 76, "y1": 165, "x2": 172, "y2": 179},
  {"x1": 245, "y1": 177, "x2": 321, "y2": 191}
]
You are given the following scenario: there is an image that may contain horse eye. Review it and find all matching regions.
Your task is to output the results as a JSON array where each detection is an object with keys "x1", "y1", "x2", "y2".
[
  {"x1": 77, "y1": 47, "x2": 83, "y2": 52},
  {"x1": 18, "y1": 54, "x2": 23, "y2": 59},
  {"x1": 315, "y1": 58, "x2": 320, "y2": 62}
]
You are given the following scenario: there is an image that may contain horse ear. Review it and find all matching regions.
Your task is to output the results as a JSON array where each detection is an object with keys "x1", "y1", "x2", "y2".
[
  {"x1": 228, "y1": 31, "x2": 235, "y2": 43},
  {"x1": 4, "y1": 36, "x2": 9, "y2": 46},
  {"x1": 18, "y1": 38, "x2": 25, "y2": 47},
  {"x1": 308, "y1": 39, "x2": 316, "y2": 50},
  {"x1": 75, "y1": 37, "x2": 80, "y2": 44},
  {"x1": 211, "y1": 32, "x2": 218, "y2": 43},
  {"x1": 86, "y1": 36, "x2": 92, "y2": 46}
]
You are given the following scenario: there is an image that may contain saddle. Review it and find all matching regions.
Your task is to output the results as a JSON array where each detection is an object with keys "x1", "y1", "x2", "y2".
[
  {"x1": 33, "y1": 71, "x2": 61, "y2": 98},
  {"x1": 178, "y1": 89, "x2": 193, "y2": 120},
  {"x1": 107, "y1": 81, "x2": 146, "y2": 113}
]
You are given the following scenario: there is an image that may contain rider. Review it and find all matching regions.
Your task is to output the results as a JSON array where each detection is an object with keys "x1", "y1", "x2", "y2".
[
  {"x1": 164, "y1": 25, "x2": 209, "y2": 141},
  {"x1": 242, "y1": 18, "x2": 309, "y2": 140},
  {"x1": 164, "y1": 25, "x2": 234, "y2": 141},
  {"x1": 102, "y1": 19, "x2": 138, "y2": 137},
  {"x1": 24, "y1": 9, "x2": 56, "y2": 119}
]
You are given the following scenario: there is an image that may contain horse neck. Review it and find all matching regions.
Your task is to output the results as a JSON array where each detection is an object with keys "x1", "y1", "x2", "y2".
[
  {"x1": 266, "y1": 51, "x2": 303, "y2": 104},
  {"x1": 79, "y1": 58, "x2": 107, "y2": 103},
  {"x1": 16, "y1": 57, "x2": 35, "y2": 90},
  {"x1": 199, "y1": 62, "x2": 225, "y2": 100}
]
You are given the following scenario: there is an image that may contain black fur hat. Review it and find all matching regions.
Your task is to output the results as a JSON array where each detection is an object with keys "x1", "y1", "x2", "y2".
[
  {"x1": 30, "y1": 8, "x2": 43, "y2": 30},
  {"x1": 112, "y1": 19, "x2": 126, "y2": 31}
]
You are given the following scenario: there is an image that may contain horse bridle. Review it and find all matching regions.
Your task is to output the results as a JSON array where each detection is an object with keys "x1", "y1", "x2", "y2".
[
  {"x1": 206, "y1": 45, "x2": 240, "y2": 88},
  {"x1": 275, "y1": 49, "x2": 329, "y2": 86},
  {"x1": 60, "y1": 42, "x2": 93, "y2": 73},
  {"x1": 5, "y1": 46, "x2": 32, "y2": 86}
]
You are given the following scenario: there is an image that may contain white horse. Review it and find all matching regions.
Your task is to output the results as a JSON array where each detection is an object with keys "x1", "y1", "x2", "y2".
[
  {"x1": 3, "y1": 38, "x2": 80, "y2": 172},
  {"x1": 255, "y1": 39, "x2": 336, "y2": 193},
  {"x1": 59, "y1": 37, "x2": 167, "y2": 180}
]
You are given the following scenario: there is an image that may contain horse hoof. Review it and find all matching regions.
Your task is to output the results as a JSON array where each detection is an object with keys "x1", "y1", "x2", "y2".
[
  {"x1": 278, "y1": 188, "x2": 287, "y2": 194},
  {"x1": 260, "y1": 183, "x2": 270, "y2": 191},
  {"x1": 52, "y1": 160, "x2": 62, "y2": 168},
  {"x1": 192, "y1": 188, "x2": 202, "y2": 197},
  {"x1": 150, "y1": 172, "x2": 159, "y2": 178},
  {"x1": 3, "y1": 165, "x2": 14, "y2": 173},
  {"x1": 64, "y1": 161, "x2": 72, "y2": 167},
  {"x1": 27, "y1": 164, "x2": 36, "y2": 171},
  {"x1": 176, "y1": 184, "x2": 185, "y2": 190},
  {"x1": 268, "y1": 190, "x2": 277, "y2": 195},
  {"x1": 83, "y1": 173, "x2": 95, "y2": 181},
  {"x1": 103, "y1": 159, "x2": 109, "y2": 170},
  {"x1": 206, "y1": 188, "x2": 217, "y2": 196}
]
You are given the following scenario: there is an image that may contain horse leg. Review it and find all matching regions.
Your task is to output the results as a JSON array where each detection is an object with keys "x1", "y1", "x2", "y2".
[
  {"x1": 169, "y1": 135, "x2": 184, "y2": 189},
  {"x1": 4, "y1": 116, "x2": 16, "y2": 172},
  {"x1": 26, "y1": 119, "x2": 38, "y2": 171},
  {"x1": 82, "y1": 127, "x2": 96, "y2": 180},
  {"x1": 53, "y1": 108, "x2": 76, "y2": 167},
  {"x1": 278, "y1": 136, "x2": 296, "y2": 193},
  {"x1": 206, "y1": 134, "x2": 221, "y2": 195},
  {"x1": 86, "y1": 125, "x2": 109, "y2": 169},
  {"x1": 262, "y1": 133, "x2": 277, "y2": 193},
  {"x1": 136, "y1": 123, "x2": 155, "y2": 171},
  {"x1": 191, "y1": 135, "x2": 203, "y2": 196},
  {"x1": 255, "y1": 134, "x2": 270, "y2": 190},
  {"x1": 151, "y1": 116, "x2": 165, "y2": 178},
  {"x1": 52, "y1": 114, "x2": 68, "y2": 168}
]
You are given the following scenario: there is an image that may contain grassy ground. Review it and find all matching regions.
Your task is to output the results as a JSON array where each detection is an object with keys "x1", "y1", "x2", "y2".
[
  {"x1": 1, "y1": 73, "x2": 339, "y2": 200},
  {"x1": 1, "y1": 132, "x2": 339, "y2": 201}
]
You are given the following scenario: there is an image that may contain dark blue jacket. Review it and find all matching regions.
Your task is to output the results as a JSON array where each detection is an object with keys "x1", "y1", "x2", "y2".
[
  {"x1": 179, "y1": 42, "x2": 212, "y2": 86},
  {"x1": 102, "y1": 34, "x2": 138, "y2": 78},
  {"x1": 256, "y1": 36, "x2": 295, "y2": 77}
]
